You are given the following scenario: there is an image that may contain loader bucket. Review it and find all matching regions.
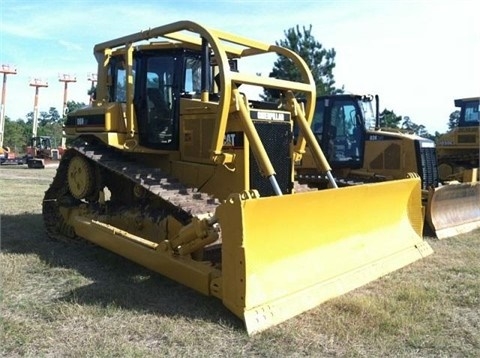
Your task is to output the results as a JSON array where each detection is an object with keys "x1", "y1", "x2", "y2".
[
  {"x1": 426, "y1": 182, "x2": 480, "y2": 239},
  {"x1": 215, "y1": 178, "x2": 432, "y2": 335}
]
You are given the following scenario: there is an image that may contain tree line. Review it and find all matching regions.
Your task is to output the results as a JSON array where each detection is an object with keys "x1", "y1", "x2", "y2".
[
  {"x1": 3, "y1": 24, "x2": 459, "y2": 151},
  {"x1": 3, "y1": 101, "x2": 86, "y2": 152}
]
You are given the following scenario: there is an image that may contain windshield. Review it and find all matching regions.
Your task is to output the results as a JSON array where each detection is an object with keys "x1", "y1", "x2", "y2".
[{"x1": 462, "y1": 100, "x2": 480, "y2": 126}]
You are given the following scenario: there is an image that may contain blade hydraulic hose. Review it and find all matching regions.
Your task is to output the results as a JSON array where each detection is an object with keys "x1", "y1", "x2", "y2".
[
  {"x1": 324, "y1": 171, "x2": 337, "y2": 189},
  {"x1": 268, "y1": 175, "x2": 283, "y2": 196}
]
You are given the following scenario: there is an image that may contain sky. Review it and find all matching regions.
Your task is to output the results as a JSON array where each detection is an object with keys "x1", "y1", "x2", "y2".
[{"x1": 1, "y1": 0, "x2": 478, "y2": 134}]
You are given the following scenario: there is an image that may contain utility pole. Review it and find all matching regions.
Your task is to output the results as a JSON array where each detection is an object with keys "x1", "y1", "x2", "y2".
[
  {"x1": 0, "y1": 64, "x2": 18, "y2": 148},
  {"x1": 30, "y1": 78, "x2": 48, "y2": 139},
  {"x1": 59, "y1": 74, "x2": 77, "y2": 116},
  {"x1": 87, "y1": 73, "x2": 97, "y2": 105},
  {"x1": 58, "y1": 74, "x2": 76, "y2": 149}
]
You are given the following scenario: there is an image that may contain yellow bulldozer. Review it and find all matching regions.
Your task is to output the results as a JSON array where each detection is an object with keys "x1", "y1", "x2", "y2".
[
  {"x1": 436, "y1": 97, "x2": 479, "y2": 182},
  {"x1": 296, "y1": 94, "x2": 480, "y2": 239},
  {"x1": 42, "y1": 21, "x2": 432, "y2": 335}
]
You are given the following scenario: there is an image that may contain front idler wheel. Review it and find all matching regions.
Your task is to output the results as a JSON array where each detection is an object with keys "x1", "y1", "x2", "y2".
[{"x1": 68, "y1": 155, "x2": 96, "y2": 200}]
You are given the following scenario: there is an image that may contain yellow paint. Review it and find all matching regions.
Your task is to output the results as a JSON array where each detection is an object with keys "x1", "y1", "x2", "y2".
[{"x1": 216, "y1": 178, "x2": 432, "y2": 334}]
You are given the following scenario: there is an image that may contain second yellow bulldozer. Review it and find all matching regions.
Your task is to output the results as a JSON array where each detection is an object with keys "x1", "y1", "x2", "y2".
[{"x1": 42, "y1": 21, "x2": 432, "y2": 335}]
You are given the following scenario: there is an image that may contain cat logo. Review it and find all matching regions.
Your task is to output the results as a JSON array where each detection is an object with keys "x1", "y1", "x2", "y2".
[
  {"x1": 223, "y1": 131, "x2": 243, "y2": 148},
  {"x1": 224, "y1": 133, "x2": 236, "y2": 146}
]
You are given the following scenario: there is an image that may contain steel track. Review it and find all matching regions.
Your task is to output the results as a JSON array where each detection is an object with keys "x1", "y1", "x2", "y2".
[{"x1": 42, "y1": 141, "x2": 220, "y2": 245}]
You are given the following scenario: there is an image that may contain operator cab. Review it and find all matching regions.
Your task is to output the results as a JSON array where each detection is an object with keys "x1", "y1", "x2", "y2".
[
  {"x1": 30, "y1": 136, "x2": 52, "y2": 152},
  {"x1": 312, "y1": 95, "x2": 366, "y2": 168},
  {"x1": 108, "y1": 49, "x2": 206, "y2": 150},
  {"x1": 455, "y1": 97, "x2": 480, "y2": 127}
]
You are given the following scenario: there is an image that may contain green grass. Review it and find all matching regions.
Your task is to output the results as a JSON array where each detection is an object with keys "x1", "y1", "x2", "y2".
[{"x1": 1, "y1": 166, "x2": 479, "y2": 357}]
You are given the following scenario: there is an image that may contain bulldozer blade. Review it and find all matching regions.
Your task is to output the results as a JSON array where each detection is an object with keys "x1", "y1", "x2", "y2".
[
  {"x1": 426, "y1": 182, "x2": 480, "y2": 239},
  {"x1": 215, "y1": 178, "x2": 432, "y2": 335}
]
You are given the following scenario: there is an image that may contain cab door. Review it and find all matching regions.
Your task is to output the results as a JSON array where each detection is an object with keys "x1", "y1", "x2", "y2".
[{"x1": 134, "y1": 52, "x2": 179, "y2": 150}]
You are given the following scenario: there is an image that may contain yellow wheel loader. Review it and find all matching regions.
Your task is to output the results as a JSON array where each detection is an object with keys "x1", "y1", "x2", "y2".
[
  {"x1": 296, "y1": 94, "x2": 480, "y2": 239},
  {"x1": 42, "y1": 21, "x2": 432, "y2": 335}
]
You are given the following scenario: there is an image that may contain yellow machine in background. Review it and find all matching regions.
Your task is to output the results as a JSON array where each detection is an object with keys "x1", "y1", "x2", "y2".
[
  {"x1": 296, "y1": 94, "x2": 480, "y2": 239},
  {"x1": 42, "y1": 21, "x2": 432, "y2": 335},
  {"x1": 432, "y1": 97, "x2": 480, "y2": 238},
  {"x1": 436, "y1": 97, "x2": 479, "y2": 182}
]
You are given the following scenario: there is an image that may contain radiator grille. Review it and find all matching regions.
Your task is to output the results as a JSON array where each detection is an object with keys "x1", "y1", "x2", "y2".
[
  {"x1": 417, "y1": 144, "x2": 439, "y2": 189},
  {"x1": 250, "y1": 121, "x2": 292, "y2": 196}
]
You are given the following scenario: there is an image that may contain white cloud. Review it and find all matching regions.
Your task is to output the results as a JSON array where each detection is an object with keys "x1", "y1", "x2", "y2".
[
  {"x1": 1, "y1": 22, "x2": 48, "y2": 39},
  {"x1": 57, "y1": 40, "x2": 83, "y2": 53}
]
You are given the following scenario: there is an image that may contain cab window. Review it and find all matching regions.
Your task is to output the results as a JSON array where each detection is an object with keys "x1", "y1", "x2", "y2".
[
  {"x1": 109, "y1": 56, "x2": 136, "y2": 103},
  {"x1": 184, "y1": 57, "x2": 202, "y2": 95},
  {"x1": 463, "y1": 101, "x2": 480, "y2": 125}
]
